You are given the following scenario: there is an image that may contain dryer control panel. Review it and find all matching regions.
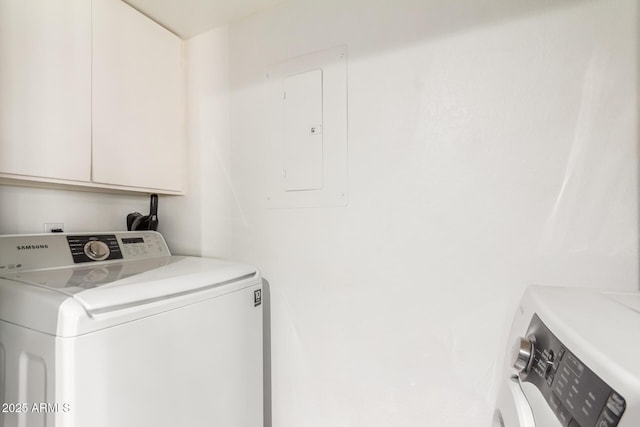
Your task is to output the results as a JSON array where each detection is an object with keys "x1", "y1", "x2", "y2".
[{"x1": 514, "y1": 314, "x2": 626, "y2": 427}]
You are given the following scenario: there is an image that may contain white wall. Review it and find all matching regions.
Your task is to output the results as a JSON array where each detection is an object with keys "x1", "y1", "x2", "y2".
[
  {"x1": 0, "y1": 185, "x2": 149, "y2": 234},
  {"x1": 162, "y1": 27, "x2": 233, "y2": 258},
  {"x1": 226, "y1": 0, "x2": 639, "y2": 426}
]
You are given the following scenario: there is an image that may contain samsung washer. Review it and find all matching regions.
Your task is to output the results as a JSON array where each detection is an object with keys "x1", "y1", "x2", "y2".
[
  {"x1": 493, "y1": 286, "x2": 640, "y2": 427},
  {"x1": 0, "y1": 231, "x2": 263, "y2": 427}
]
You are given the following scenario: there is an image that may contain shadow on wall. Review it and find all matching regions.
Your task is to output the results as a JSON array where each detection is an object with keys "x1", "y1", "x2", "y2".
[{"x1": 229, "y1": 0, "x2": 602, "y2": 87}]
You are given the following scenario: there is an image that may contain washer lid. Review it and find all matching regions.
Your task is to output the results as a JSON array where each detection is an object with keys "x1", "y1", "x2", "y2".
[
  {"x1": 1, "y1": 256, "x2": 258, "y2": 317},
  {"x1": 2, "y1": 257, "x2": 173, "y2": 296}
]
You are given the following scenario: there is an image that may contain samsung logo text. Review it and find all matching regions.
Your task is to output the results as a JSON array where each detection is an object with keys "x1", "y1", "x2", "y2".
[{"x1": 16, "y1": 244, "x2": 49, "y2": 251}]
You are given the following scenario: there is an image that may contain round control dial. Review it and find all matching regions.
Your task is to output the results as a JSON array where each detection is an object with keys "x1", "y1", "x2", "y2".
[
  {"x1": 84, "y1": 240, "x2": 110, "y2": 261},
  {"x1": 511, "y1": 336, "x2": 535, "y2": 373}
]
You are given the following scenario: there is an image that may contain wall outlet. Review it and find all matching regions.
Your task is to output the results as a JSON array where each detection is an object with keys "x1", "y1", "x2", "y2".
[{"x1": 44, "y1": 223, "x2": 64, "y2": 233}]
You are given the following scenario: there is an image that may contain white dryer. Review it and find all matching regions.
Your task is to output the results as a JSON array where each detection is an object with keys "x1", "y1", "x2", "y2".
[
  {"x1": 0, "y1": 231, "x2": 263, "y2": 427},
  {"x1": 493, "y1": 286, "x2": 640, "y2": 427}
]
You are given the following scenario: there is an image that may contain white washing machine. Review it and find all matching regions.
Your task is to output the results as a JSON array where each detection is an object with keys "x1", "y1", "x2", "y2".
[
  {"x1": 0, "y1": 231, "x2": 263, "y2": 427},
  {"x1": 493, "y1": 286, "x2": 640, "y2": 427}
]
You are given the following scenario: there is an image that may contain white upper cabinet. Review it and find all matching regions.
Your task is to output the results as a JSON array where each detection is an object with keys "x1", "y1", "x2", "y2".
[
  {"x1": 0, "y1": 0, "x2": 184, "y2": 194},
  {"x1": 0, "y1": 0, "x2": 92, "y2": 181},
  {"x1": 92, "y1": 0, "x2": 184, "y2": 192}
]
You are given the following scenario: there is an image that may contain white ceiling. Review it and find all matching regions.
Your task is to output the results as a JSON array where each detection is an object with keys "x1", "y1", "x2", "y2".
[{"x1": 123, "y1": 0, "x2": 285, "y2": 39}]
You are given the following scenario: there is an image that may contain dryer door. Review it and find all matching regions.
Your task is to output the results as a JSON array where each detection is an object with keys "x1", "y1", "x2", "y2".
[{"x1": 494, "y1": 376, "x2": 536, "y2": 427}]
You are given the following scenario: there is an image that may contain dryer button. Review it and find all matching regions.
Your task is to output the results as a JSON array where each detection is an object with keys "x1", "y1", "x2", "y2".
[
  {"x1": 606, "y1": 392, "x2": 625, "y2": 417},
  {"x1": 595, "y1": 407, "x2": 621, "y2": 427}
]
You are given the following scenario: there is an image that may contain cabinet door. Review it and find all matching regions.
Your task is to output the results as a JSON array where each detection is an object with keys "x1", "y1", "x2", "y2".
[
  {"x1": 0, "y1": 0, "x2": 91, "y2": 181},
  {"x1": 92, "y1": 0, "x2": 183, "y2": 192}
]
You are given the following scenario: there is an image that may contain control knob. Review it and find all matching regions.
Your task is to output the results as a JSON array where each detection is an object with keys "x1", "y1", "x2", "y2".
[
  {"x1": 511, "y1": 336, "x2": 535, "y2": 374},
  {"x1": 84, "y1": 240, "x2": 110, "y2": 261}
]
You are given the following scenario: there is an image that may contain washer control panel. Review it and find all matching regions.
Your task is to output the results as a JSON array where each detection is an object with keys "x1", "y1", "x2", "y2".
[
  {"x1": 0, "y1": 231, "x2": 171, "y2": 271},
  {"x1": 66, "y1": 232, "x2": 169, "y2": 264},
  {"x1": 68, "y1": 235, "x2": 123, "y2": 263},
  {"x1": 119, "y1": 233, "x2": 167, "y2": 259},
  {"x1": 517, "y1": 314, "x2": 626, "y2": 427}
]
